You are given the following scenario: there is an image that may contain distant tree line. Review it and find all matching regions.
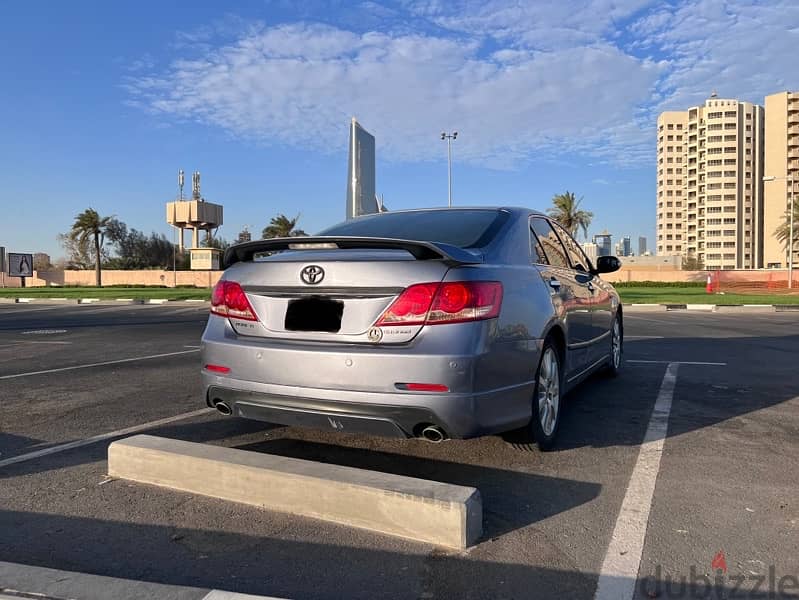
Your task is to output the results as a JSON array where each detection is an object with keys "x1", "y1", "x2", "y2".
[
  {"x1": 103, "y1": 218, "x2": 175, "y2": 269},
  {"x1": 58, "y1": 209, "x2": 312, "y2": 284},
  {"x1": 58, "y1": 209, "x2": 232, "y2": 284}
]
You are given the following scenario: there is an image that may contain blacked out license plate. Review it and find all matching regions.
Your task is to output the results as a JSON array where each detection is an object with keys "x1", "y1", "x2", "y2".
[{"x1": 284, "y1": 297, "x2": 344, "y2": 332}]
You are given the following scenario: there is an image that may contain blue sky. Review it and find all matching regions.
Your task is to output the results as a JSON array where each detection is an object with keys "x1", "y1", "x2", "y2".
[{"x1": 2, "y1": 0, "x2": 798, "y2": 261}]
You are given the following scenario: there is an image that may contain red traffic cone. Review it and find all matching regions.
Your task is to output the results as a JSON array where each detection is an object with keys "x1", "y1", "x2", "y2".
[{"x1": 706, "y1": 274, "x2": 713, "y2": 294}]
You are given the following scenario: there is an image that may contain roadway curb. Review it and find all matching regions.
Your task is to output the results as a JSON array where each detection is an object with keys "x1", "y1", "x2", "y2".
[
  {"x1": 108, "y1": 435, "x2": 483, "y2": 550},
  {"x1": 625, "y1": 303, "x2": 667, "y2": 311},
  {"x1": 623, "y1": 303, "x2": 793, "y2": 312},
  {"x1": 0, "y1": 560, "x2": 287, "y2": 600},
  {"x1": 716, "y1": 304, "x2": 777, "y2": 313}
]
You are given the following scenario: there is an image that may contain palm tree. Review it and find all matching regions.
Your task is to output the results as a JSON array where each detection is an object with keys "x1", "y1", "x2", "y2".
[
  {"x1": 262, "y1": 213, "x2": 307, "y2": 239},
  {"x1": 70, "y1": 208, "x2": 112, "y2": 286},
  {"x1": 774, "y1": 197, "x2": 799, "y2": 262},
  {"x1": 546, "y1": 191, "x2": 594, "y2": 239}
]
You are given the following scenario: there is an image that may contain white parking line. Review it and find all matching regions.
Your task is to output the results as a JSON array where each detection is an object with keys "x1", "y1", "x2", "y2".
[
  {"x1": 0, "y1": 305, "x2": 71, "y2": 314},
  {"x1": 627, "y1": 359, "x2": 726, "y2": 366},
  {"x1": 593, "y1": 362, "x2": 680, "y2": 600},
  {"x1": 202, "y1": 591, "x2": 288, "y2": 600},
  {"x1": 0, "y1": 408, "x2": 213, "y2": 469},
  {"x1": 624, "y1": 336, "x2": 664, "y2": 339},
  {"x1": 0, "y1": 349, "x2": 200, "y2": 380}
]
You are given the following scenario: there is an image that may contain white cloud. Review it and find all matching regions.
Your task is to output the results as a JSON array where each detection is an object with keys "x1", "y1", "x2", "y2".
[
  {"x1": 129, "y1": 21, "x2": 660, "y2": 167},
  {"x1": 630, "y1": 0, "x2": 799, "y2": 112},
  {"x1": 127, "y1": 1, "x2": 799, "y2": 168},
  {"x1": 405, "y1": 0, "x2": 656, "y2": 49}
]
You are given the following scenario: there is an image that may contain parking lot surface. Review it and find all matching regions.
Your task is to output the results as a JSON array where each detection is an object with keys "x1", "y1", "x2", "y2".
[{"x1": 1, "y1": 303, "x2": 798, "y2": 599}]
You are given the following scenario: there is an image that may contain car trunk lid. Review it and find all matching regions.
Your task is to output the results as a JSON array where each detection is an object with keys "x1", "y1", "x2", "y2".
[{"x1": 222, "y1": 239, "x2": 482, "y2": 344}]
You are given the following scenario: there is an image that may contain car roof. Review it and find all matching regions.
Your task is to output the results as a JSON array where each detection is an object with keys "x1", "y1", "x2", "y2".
[{"x1": 348, "y1": 206, "x2": 547, "y2": 219}]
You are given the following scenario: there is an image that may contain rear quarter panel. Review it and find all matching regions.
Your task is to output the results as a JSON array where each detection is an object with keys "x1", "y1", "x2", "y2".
[{"x1": 445, "y1": 262, "x2": 553, "y2": 395}]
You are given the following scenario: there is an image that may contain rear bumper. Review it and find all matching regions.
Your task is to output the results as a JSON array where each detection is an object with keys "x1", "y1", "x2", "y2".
[
  {"x1": 204, "y1": 379, "x2": 534, "y2": 439},
  {"x1": 201, "y1": 315, "x2": 539, "y2": 439}
]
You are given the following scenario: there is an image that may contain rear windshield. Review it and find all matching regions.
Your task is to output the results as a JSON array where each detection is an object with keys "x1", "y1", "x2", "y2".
[{"x1": 317, "y1": 209, "x2": 508, "y2": 249}]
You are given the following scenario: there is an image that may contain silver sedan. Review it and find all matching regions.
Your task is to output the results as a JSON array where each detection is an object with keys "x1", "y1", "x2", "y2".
[{"x1": 200, "y1": 207, "x2": 622, "y2": 450}]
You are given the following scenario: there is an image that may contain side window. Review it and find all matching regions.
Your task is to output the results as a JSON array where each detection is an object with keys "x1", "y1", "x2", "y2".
[
  {"x1": 529, "y1": 218, "x2": 549, "y2": 264},
  {"x1": 551, "y1": 222, "x2": 592, "y2": 272},
  {"x1": 530, "y1": 218, "x2": 570, "y2": 269}
]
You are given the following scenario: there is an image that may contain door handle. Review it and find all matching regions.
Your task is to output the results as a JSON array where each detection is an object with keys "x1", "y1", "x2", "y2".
[{"x1": 549, "y1": 277, "x2": 561, "y2": 290}]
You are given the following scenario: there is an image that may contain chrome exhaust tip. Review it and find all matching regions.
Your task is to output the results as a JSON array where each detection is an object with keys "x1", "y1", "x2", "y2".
[
  {"x1": 213, "y1": 400, "x2": 232, "y2": 416},
  {"x1": 420, "y1": 425, "x2": 446, "y2": 443}
]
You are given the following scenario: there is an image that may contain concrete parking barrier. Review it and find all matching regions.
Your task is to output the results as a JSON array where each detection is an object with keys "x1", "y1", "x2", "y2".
[
  {"x1": 717, "y1": 304, "x2": 776, "y2": 313},
  {"x1": 108, "y1": 435, "x2": 483, "y2": 550},
  {"x1": 685, "y1": 304, "x2": 716, "y2": 311}
]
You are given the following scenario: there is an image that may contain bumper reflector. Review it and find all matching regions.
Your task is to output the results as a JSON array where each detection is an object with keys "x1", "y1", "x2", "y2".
[{"x1": 396, "y1": 383, "x2": 449, "y2": 392}]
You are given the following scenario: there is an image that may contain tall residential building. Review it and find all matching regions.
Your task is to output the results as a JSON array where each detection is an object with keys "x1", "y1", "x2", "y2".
[
  {"x1": 763, "y1": 91, "x2": 799, "y2": 268},
  {"x1": 638, "y1": 236, "x2": 647, "y2": 256},
  {"x1": 657, "y1": 94, "x2": 764, "y2": 269}
]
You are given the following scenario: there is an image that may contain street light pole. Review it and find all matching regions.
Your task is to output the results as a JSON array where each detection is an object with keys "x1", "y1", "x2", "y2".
[
  {"x1": 441, "y1": 131, "x2": 458, "y2": 207},
  {"x1": 763, "y1": 175, "x2": 795, "y2": 289}
]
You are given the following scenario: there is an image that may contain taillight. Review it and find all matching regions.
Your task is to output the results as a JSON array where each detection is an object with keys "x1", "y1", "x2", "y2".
[
  {"x1": 428, "y1": 281, "x2": 503, "y2": 324},
  {"x1": 375, "y1": 281, "x2": 502, "y2": 326},
  {"x1": 210, "y1": 280, "x2": 258, "y2": 321},
  {"x1": 374, "y1": 283, "x2": 438, "y2": 325}
]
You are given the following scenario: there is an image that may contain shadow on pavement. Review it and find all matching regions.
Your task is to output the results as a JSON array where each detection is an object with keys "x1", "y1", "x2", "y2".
[
  {"x1": 0, "y1": 417, "x2": 272, "y2": 479},
  {"x1": 553, "y1": 333, "x2": 799, "y2": 451},
  {"x1": 1, "y1": 509, "x2": 792, "y2": 600},
  {"x1": 3, "y1": 334, "x2": 799, "y2": 476},
  {"x1": 235, "y1": 438, "x2": 601, "y2": 541}
]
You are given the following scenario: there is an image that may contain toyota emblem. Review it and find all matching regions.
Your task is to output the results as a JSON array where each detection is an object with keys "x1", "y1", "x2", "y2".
[{"x1": 300, "y1": 265, "x2": 325, "y2": 285}]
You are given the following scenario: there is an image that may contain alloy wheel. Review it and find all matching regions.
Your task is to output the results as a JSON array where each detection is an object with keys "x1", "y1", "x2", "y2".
[
  {"x1": 537, "y1": 347, "x2": 560, "y2": 436},
  {"x1": 611, "y1": 318, "x2": 621, "y2": 370}
]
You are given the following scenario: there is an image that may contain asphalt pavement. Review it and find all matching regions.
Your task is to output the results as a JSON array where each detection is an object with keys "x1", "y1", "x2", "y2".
[{"x1": 1, "y1": 303, "x2": 798, "y2": 599}]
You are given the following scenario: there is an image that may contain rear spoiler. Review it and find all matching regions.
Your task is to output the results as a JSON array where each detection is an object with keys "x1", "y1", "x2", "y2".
[{"x1": 223, "y1": 236, "x2": 483, "y2": 268}]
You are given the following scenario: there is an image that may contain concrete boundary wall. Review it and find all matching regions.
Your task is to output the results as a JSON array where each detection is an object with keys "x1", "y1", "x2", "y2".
[
  {"x1": 2, "y1": 268, "x2": 794, "y2": 287},
  {"x1": 1, "y1": 270, "x2": 223, "y2": 288}
]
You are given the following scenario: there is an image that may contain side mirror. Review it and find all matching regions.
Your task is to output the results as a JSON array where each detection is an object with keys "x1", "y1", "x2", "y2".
[{"x1": 593, "y1": 255, "x2": 621, "y2": 275}]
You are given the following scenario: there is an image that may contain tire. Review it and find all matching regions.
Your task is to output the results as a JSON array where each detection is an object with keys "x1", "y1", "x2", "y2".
[
  {"x1": 605, "y1": 313, "x2": 623, "y2": 377},
  {"x1": 530, "y1": 341, "x2": 563, "y2": 451}
]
